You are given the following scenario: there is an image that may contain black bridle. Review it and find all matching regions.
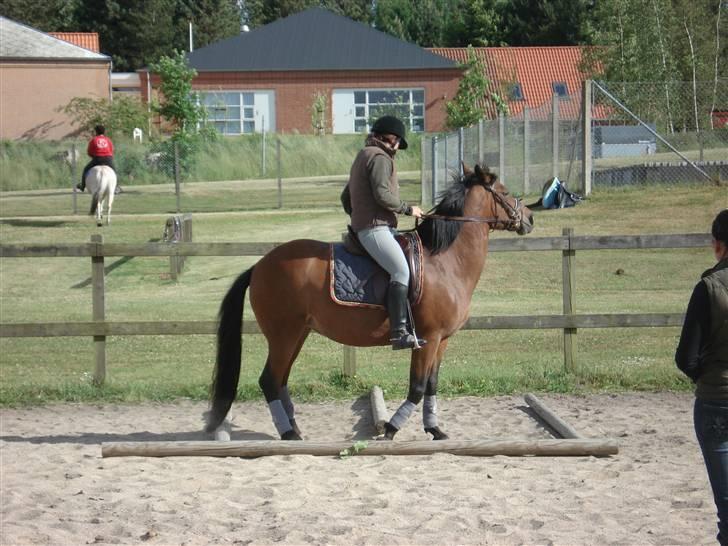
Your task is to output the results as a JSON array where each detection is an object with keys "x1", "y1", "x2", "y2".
[{"x1": 419, "y1": 184, "x2": 525, "y2": 231}]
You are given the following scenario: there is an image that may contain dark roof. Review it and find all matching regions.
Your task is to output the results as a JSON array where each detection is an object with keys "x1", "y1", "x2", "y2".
[
  {"x1": 0, "y1": 16, "x2": 109, "y2": 62},
  {"x1": 186, "y1": 7, "x2": 458, "y2": 72}
]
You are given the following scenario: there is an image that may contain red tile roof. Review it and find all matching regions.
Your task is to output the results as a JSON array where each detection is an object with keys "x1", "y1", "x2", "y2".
[
  {"x1": 48, "y1": 32, "x2": 100, "y2": 53},
  {"x1": 429, "y1": 46, "x2": 599, "y2": 120}
]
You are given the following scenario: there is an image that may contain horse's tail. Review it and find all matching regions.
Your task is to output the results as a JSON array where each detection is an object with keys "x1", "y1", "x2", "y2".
[{"x1": 205, "y1": 267, "x2": 254, "y2": 433}]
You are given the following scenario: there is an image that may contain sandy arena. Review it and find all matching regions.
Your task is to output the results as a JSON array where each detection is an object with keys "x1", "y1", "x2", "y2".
[{"x1": 0, "y1": 392, "x2": 717, "y2": 545}]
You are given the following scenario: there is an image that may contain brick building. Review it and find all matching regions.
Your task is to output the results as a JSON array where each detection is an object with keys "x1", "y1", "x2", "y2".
[
  {"x1": 139, "y1": 8, "x2": 462, "y2": 136},
  {"x1": 0, "y1": 17, "x2": 111, "y2": 140}
]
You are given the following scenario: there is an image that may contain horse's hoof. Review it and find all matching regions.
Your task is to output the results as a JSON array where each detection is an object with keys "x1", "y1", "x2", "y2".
[
  {"x1": 425, "y1": 426, "x2": 449, "y2": 441},
  {"x1": 281, "y1": 429, "x2": 302, "y2": 441},
  {"x1": 383, "y1": 422, "x2": 399, "y2": 440},
  {"x1": 289, "y1": 419, "x2": 302, "y2": 437}
]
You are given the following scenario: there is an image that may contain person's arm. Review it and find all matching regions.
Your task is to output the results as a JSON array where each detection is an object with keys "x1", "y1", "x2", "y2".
[
  {"x1": 87, "y1": 138, "x2": 94, "y2": 157},
  {"x1": 676, "y1": 280, "x2": 711, "y2": 382},
  {"x1": 108, "y1": 138, "x2": 114, "y2": 156},
  {"x1": 367, "y1": 155, "x2": 411, "y2": 215},
  {"x1": 340, "y1": 183, "x2": 352, "y2": 215}
]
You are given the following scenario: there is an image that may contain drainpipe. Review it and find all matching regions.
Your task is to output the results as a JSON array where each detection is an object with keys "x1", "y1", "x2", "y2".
[{"x1": 108, "y1": 60, "x2": 113, "y2": 102}]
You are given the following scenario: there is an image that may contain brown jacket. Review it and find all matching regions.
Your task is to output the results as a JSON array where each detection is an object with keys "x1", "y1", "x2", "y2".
[{"x1": 341, "y1": 144, "x2": 411, "y2": 232}]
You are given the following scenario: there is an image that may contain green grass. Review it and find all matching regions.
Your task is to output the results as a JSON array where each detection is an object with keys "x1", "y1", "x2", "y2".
[
  {"x1": 0, "y1": 180, "x2": 725, "y2": 406},
  {"x1": 0, "y1": 134, "x2": 422, "y2": 191}
]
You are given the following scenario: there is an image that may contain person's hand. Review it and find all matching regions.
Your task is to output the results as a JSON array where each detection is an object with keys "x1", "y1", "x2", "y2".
[{"x1": 410, "y1": 206, "x2": 424, "y2": 218}]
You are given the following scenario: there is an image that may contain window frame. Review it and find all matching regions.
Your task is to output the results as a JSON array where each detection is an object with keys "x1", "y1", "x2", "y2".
[
  {"x1": 352, "y1": 88, "x2": 425, "y2": 134},
  {"x1": 552, "y1": 81, "x2": 569, "y2": 98},
  {"x1": 198, "y1": 91, "x2": 257, "y2": 135}
]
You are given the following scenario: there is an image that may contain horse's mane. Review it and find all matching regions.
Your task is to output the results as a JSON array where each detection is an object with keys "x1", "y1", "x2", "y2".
[{"x1": 416, "y1": 172, "x2": 478, "y2": 254}]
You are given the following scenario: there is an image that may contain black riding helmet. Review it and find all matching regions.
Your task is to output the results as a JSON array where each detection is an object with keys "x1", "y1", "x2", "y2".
[{"x1": 371, "y1": 115, "x2": 408, "y2": 150}]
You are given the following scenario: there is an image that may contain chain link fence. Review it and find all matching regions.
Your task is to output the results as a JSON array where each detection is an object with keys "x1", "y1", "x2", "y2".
[
  {"x1": 591, "y1": 80, "x2": 728, "y2": 187},
  {"x1": 421, "y1": 95, "x2": 585, "y2": 205},
  {"x1": 422, "y1": 80, "x2": 727, "y2": 204}
]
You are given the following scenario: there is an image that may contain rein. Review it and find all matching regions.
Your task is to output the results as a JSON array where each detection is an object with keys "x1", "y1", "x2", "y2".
[{"x1": 419, "y1": 213, "x2": 517, "y2": 230}]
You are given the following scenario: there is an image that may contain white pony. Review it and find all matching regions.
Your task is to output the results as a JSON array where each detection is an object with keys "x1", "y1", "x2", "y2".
[{"x1": 84, "y1": 165, "x2": 117, "y2": 226}]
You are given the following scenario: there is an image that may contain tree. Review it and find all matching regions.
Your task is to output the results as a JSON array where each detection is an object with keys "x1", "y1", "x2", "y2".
[
  {"x1": 75, "y1": 0, "x2": 176, "y2": 71},
  {"x1": 174, "y1": 0, "x2": 243, "y2": 52},
  {"x1": 244, "y1": 0, "x2": 372, "y2": 27},
  {"x1": 445, "y1": 46, "x2": 505, "y2": 129},
  {"x1": 148, "y1": 50, "x2": 205, "y2": 133},
  {"x1": 498, "y1": 0, "x2": 593, "y2": 46},
  {"x1": 61, "y1": 95, "x2": 150, "y2": 137},
  {"x1": 0, "y1": 0, "x2": 80, "y2": 31}
]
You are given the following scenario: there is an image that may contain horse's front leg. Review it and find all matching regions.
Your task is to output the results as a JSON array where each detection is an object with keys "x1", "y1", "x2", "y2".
[
  {"x1": 423, "y1": 338, "x2": 450, "y2": 440},
  {"x1": 383, "y1": 340, "x2": 439, "y2": 440}
]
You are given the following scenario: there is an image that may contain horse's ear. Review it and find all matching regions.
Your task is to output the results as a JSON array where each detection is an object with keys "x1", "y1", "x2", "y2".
[
  {"x1": 462, "y1": 162, "x2": 473, "y2": 176},
  {"x1": 474, "y1": 164, "x2": 490, "y2": 183}
]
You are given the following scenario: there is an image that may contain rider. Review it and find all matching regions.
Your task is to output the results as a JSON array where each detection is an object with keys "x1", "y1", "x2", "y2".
[
  {"x1": 77, "y1": 125, "x2": 116, "y2": 192},
  {"x1": 340, "y1": 115, "x2": 426, "y2": 350}
]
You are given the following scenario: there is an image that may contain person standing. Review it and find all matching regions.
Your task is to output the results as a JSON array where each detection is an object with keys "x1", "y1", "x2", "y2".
[
  {"x1": 676, "y1": 208, "x2": 728, "y2": 545},
  {"x1": 340, "y1": 115, "x2": 425, "y2": 350},
  {"x1": 77, "y1": 125, "x2": 115, "y2": 192}
]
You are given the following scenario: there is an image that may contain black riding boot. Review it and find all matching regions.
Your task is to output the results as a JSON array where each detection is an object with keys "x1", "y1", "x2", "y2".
[{"x1": 387, "y1": 281, "x2": 426, "y2": 350}]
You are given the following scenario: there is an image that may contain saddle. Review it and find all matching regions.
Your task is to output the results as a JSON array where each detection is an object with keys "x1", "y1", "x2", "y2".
[{"x1": 329, "y1": 227, "x2": 424, "y2": 309}]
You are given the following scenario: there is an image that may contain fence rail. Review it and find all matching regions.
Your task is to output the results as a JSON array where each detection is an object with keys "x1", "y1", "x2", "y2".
[{"x1": 0, "y1": 232, "x2": 711, "y2": 384}]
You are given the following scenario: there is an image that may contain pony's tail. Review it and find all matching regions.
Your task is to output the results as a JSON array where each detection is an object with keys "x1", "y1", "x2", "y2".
[
  {"x1": 89, "y1": 192, "x2": 100, "y2": 216},
  {"x1": 205, "y1": 267, "x2": 254, "y2": 433}
]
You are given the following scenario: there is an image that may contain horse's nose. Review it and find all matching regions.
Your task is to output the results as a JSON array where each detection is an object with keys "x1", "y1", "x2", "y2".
[{"x1": 518, "y1": 212, "x2": 534, "y2": 235}]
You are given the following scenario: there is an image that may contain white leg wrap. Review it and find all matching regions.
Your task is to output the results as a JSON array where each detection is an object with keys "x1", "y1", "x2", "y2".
[
  {"x1": 423, "y1": 395, "x2": 438, "y2": 428},
  {"x1": 280, "y1": 386, "x2": 295, "y2": 420},
  {"x1": 389, "y1": 400, "x2": 417, "y2": 430},
  {"x1": 268, "y1": 399, "x2": 292, "y2": 436}
]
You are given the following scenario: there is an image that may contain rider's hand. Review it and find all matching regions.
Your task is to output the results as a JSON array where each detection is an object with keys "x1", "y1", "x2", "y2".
[{"x1": 410, "y1": 206, "x2": 424, "y2": 218}]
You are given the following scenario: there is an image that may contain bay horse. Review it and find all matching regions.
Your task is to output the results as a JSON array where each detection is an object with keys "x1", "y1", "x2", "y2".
[
  {"x1": 206, "y1": 164, "x2": 534, "y2": 441},
  {"x1": 84, "y1": 165, "x2": 117, "y2": 226}
]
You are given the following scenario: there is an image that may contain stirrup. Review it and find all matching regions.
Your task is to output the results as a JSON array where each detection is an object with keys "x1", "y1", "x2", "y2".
[{"x1": 390, "y1": 332, "x2": 427, "y2": 350}]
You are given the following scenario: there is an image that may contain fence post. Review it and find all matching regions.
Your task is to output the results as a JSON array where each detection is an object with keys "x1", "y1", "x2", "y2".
[
  {"x1": 174, "y1": 141, "x2": 181, "y2": 213},
  {"x1": 91, "y1": 234, "x2": 107, "y2": 385},
  {"x1": 552, "y1": 93, "x2": 560, "y2": 180},
  {"x1": 498, "y1": 114, "x2": 505, "y2": 179},
  {"x1": 581, "y1": 81, "x2": 593, "y2": 196},
  {"x1": 443, "y1": 133, "x2": 448, "y2": 182},
  {"x1": 276, "y1": 138, "x2": 282, "y2": 209},
  {"x1": 457, "y1": 127, "x2": 464, "y2": 177},
  {"x1": 562, "y1": 227, "x2": 577, "y2": 373},
  {"x1": 478, "y1": 119, "x2": 485, "y2": 165},
  {"x1": 343, "y1": 345, "x2": 357, "y2": 377},
  {"x1": 523, "y1": 108, "x2": 530, "y2": 195},
  {"x1": 71, "y1": 143, "x2": 78, "y2": 215},
  {"x1": 429, "y1": 136, "x2": 438, "y2": 207},
  {"x1": 261, "y1": 121, "x2": 267, "y2": 176},
  {"x1": 420, "y1": 137, "x2": 427, "y2": 204}
]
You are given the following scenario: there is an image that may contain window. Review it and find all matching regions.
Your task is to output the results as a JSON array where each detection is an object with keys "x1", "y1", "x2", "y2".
[
  {"x1": 552, "y1": 82, "x2": 569, "y2": 98},
  {"x1": 352, "y1": 89, "x2": 425, "y2": 133},
  {"x1": 199, "y1": 91, "x2": 256, "y2": 135},
  {"x1": 509, "y1": 83, "x2": 525, "y2": 101}
]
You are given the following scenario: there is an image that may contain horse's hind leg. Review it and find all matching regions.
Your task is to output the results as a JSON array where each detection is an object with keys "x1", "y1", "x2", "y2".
[
  {"x1": 259, "y1": 328, "x2": 310, "y2": 440},
  {"x1": 106, "y1": 192, "x2": 114, "y2": 225}
]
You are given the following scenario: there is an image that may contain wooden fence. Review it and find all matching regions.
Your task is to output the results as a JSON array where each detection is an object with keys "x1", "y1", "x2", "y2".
[{"x1": 0, "y1": 231, "x2": 710, "y2": 385}]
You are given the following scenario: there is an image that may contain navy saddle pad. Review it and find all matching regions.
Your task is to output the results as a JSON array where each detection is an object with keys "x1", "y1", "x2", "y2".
[
  {"x1": 329, "y1": 232, "x2": 423, "y2": 309},
  {"x1": 330, "y1": 243, "x2": 389, "y2": 308}
]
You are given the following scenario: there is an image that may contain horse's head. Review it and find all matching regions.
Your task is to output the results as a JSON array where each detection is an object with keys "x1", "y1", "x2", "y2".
[{"x1": 463, "y1": 163, "x2": 534, "y2": 235}]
